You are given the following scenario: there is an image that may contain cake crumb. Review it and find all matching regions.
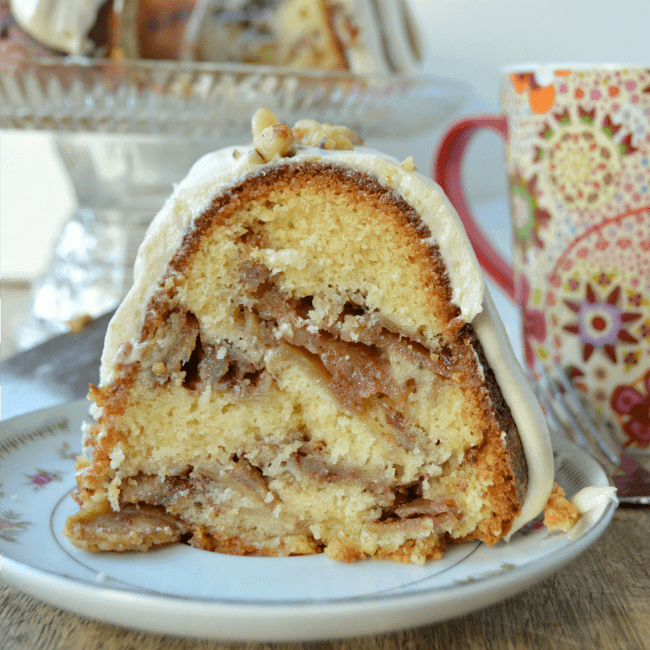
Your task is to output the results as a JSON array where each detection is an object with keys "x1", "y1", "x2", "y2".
[
  {"x1": 67, "y1": 314, "x2": 93, "y2": 333},
  {"x1": 543, "y1": 482, "x2": 580, "y2": 532}
]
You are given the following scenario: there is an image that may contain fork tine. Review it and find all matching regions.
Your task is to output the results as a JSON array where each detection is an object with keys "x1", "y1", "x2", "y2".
[
  {"x1": 546, "y1": 364, "x2": 621, "y2": 466},
  {"x1": 529, "y1": 359, "x2": 620, "y2": 475},
  {"x1": 531, "y1": 371, "x2": 593, "y2": 451},
  {"x1": 530, "y1": 382, "x2": 571, "y2": 439}
]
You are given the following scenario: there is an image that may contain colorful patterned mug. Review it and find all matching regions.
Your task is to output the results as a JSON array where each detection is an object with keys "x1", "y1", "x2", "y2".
[{"x1": 435, "y1": 64, "x2": 650, "y2": 482}]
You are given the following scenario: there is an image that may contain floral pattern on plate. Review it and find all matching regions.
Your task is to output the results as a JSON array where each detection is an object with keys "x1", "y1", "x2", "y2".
[{"x1": 0, "y1": 507, "x2": 32, "y2": 543}]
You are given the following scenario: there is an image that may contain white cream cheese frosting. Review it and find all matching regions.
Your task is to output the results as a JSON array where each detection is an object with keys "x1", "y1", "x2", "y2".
[
  {"x1": 571, "y1": 486, "x2": 618, "y2": 514},
  {"x1": 99, "y1": 136, "x2": 554, "y2": 536},
  {"x1": 10, "y1": 0, "x2": 106, "y2": 54}
]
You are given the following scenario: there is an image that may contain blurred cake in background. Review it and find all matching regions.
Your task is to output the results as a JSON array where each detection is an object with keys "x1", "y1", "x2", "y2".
[
  {"x1": 112, "y1": 0, "x2": 196, "y2": 60},
  {"x1": 176, "y1": 0, "x2": 422, "y2": 72},
  {"x1": 4, "y1": 0, "x2": 422, "y2": 72}
]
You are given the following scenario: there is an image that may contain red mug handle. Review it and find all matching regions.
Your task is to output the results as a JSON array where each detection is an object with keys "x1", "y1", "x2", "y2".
[{"x1": 434, "y1": 116, "x2": 514, "y2": 301}]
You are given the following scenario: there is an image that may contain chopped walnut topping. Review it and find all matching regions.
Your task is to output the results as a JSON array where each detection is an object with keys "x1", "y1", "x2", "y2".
[
  {"x1": 248, "y1": 110, "x2": 363, "y2": 161},
  {"x1": 318, "y1": 132, "x2": 351, "y2": 151},
  {"x1": 291, "y1": 119, "x2": 322, "y2": 145},
  {"x1": 400, "y1": 156, "x2": 418, "y2": 172},
  {"x1": 254, "y1": 123, "x2": 295, "y2": 162},
  {"x1": 248, "y1": 149, "x2": 266, "y2": 165},
  {"x1": 292, "y1": 118, "x2": 363, "y2": 150},
  {"x1": 251, "y1": 108, "x2": 279, "y2": 138},
  {"x1": 331, "y1": 124, "x2": 363, "y2": 146}
]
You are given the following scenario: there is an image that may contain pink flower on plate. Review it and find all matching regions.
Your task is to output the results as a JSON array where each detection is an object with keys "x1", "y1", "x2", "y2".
[
  {"x1": 520, "y1": 520, "x2": 545, "y2": 535},
  {"x1": 58, "y1": 442, "x2": 79, "y2": 461},
  {"x1": 0, "y1": 510, "x2": 31, "y2": 543},
  {"x1": 0, "y1": 518, "x2": 16, "y2": 531},
  {"x1": 25, "y1": 469, "x2": 62, "y2": 491}
]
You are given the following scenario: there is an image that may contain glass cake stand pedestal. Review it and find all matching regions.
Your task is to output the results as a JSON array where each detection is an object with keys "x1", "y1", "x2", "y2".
[
  {"x1": 1, "y1": 57, "x2": 469, "y2": 349},
  {"x1": 11, "y1": 133, "x2": 223, "y2": 349}
]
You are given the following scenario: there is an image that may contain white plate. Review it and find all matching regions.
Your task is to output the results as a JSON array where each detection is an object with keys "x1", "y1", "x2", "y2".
[{"x1": 0, "y1": 400, "x2": 616, "y2": 642}]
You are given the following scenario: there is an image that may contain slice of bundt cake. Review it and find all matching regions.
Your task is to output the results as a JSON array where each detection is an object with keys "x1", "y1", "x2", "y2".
[
  {"x1": 176, "y1": 0, "x2": 423, "y2": 73},
  {"x1": 64, "y1": 109, "x2": 554, "y2": 564},
  {"x1": 7, "y1": 0, "x2": 422, "y2": 73}
]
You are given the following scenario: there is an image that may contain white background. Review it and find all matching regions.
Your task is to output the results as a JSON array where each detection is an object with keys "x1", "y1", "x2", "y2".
[{"x1": 1, "y1": 0, "x2": 649, "y2": 280}]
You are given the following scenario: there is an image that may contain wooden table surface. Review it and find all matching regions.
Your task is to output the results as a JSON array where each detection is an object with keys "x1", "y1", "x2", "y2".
[{"x1": 1, "y1": 508, "x2": 648, "y2": 650}]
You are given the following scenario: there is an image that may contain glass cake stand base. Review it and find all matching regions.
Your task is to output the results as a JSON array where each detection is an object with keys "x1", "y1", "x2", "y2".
[{"x1": 14, "y1": 134, "x2": 224, "y2": 349}]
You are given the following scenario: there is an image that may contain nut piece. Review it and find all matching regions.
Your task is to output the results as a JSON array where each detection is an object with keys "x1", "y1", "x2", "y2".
[
  {"x1": 248, "y1": 150, "x2": 266, "y2": 165},
  {"x1": 316, "y1": 130, "x2": 351, "y2": 151},
  {"x1": 292, "y1": 119, "x2": 322, "y2": 143},
  {"x1": 330, "y1": 124, "x2": 364, "y2": 146},
  {"x1": 254, "y1": 123, "x2": 295, "y2": 162},
  {"x1": 292, "y1": 119, "x2": 363, "y2": 150},
  {"x1": 251, "y1": 108, "x2": 279, "y2": 139},
  {"x1": 400, "y1": 156, "x2": 418, "y2": 172}
]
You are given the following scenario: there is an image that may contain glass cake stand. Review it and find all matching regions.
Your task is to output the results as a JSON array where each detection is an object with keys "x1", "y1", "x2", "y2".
[{"x1": 0, "y1": 57, "x2": 469, "y2": 348}]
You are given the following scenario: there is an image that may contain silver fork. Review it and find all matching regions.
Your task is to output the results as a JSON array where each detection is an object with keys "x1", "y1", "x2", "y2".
[{"x1": 528, "y1": 360, "x2": 622, "y2": 476}]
